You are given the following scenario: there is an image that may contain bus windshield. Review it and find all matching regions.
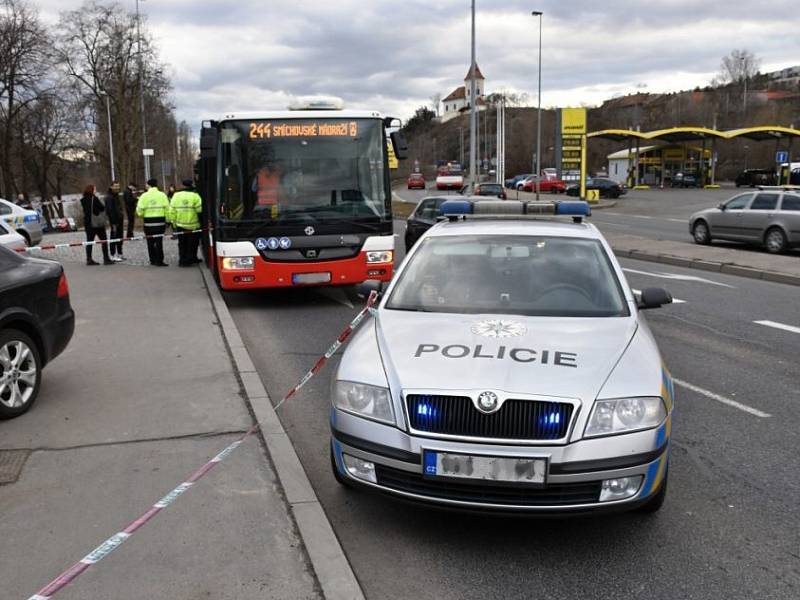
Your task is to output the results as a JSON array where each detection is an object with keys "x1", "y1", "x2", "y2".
[{"x1": 218, "y1": 118, "x2": 390, "y2": 227}]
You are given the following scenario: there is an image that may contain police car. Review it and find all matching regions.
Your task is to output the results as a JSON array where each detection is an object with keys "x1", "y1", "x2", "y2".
[
  {"x1": 330, "y1": 199, "x2": 674, "y2": 513},
  {"x1": 0, "y1": 198, "x2": 43, "y2": 246}
]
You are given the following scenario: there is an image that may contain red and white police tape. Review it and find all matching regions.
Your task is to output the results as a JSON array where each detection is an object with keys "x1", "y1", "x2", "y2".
[
  {"x1": 15, "y1": 228, "x2": 206, "y2": 253},
  {"x1": 26, "y1": 290, "x2": 378, "y2": 600}
]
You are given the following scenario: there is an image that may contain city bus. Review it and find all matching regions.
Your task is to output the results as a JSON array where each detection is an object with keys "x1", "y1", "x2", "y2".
[{"x1": 196, "y1": 99, "x2": 406, "y2": 290}]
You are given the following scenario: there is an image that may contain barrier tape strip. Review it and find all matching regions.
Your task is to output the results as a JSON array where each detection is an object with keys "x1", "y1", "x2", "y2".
[
  {"x1": 15, "y1": 228, "x2": 206, "y2": 253},
  {"x1": 26, "y1": 290, "x2": 378, "y2": 600}
]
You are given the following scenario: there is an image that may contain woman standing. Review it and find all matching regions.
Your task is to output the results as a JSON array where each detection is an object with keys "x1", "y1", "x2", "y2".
[{"x1": 80, "y1": 184, "x2": 113, "y2": 266}]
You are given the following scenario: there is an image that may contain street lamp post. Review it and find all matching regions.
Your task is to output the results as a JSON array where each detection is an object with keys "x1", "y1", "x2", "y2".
[
  {"x1": 532, "y1": 10, "x2": 543, "y2": 200},
  {"x1": 136, "y1": 0, "x2": 150, "y2": 181},
  {"x1": 469, "y1": 0, "x2": 477, "y2": 186},
  {"x1": 102, "y1": 92, "x2": 116, "y2": 182}
]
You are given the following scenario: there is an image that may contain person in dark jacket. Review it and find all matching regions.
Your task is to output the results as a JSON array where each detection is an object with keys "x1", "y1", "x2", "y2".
[
  {"x1": 80, "y1": 183, "x2": 113, "y2": 266},
  {"x1": 105, "y1": 181, "x2": 125, "y2": 261},
  {"x1": 124, "y1": 182, "x2": 138, "y2": 239}
]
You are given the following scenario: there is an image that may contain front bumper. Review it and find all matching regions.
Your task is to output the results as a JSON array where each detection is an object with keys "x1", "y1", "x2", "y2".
[{"x1": 331, "y1": 408, "x2": 670, "y2": 513}]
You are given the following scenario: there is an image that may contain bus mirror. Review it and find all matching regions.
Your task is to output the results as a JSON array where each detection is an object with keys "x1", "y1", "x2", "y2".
[
  {"x1": 200, "y1": 127, "x2": 218, "y2": 159},
  {"x1": 390, "y1": 131, "x2": 409, "y2": 160}
]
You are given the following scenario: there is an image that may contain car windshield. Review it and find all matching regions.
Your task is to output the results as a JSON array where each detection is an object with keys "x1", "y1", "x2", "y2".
[
  {"x1": 387, "y1": 234, "x2": 629, "y2": 317},
  {"x1": 217, "y1": 118, "x2": 390, "y2": 226}
]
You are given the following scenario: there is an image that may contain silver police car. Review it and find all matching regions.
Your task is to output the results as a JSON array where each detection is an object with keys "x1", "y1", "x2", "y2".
[{"x1": 331, "y1": 199, "x2": 674, "y2": 513}]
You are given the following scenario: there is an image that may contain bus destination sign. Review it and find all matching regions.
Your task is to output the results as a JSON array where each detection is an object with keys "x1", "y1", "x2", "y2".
[{"x1": 249, "y1": 121, "x2": 359, "y2": 140}]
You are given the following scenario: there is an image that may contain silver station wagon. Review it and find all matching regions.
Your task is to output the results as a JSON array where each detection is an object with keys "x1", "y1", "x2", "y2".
[
  {"x1": 330, "y1": 199, "x2": 675, "y2": 514},
  {"x1": 689, "y1": 188, "x2": 800, "y2": 253}
]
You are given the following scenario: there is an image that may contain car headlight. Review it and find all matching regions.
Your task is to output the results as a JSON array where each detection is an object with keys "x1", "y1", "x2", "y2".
[
  {"x1": 222, "y1": 257, "x2": 255, "y2": 270},
  {"x1": 584, "y1": 397, "x2": 666, "y2": 438},
  {"x1": 334, "y1": 381, "x2": 394, "y2": 425},
  {"x1": 366, "y1": 250, "x2": 393, "y2": 264}
]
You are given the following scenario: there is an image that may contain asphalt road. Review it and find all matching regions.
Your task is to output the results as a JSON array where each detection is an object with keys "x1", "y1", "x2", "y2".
[{"x1": 225, "y1": 221, "x2": 800, "y2": 600}]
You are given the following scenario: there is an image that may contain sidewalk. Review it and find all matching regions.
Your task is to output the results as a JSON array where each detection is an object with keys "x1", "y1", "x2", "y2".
[
  {"x1": 0, "y1": 261, "x2": 322, "y2": 599},
  {"x1": 607, "y1": 233, "x2": 800, "y2": 286}
]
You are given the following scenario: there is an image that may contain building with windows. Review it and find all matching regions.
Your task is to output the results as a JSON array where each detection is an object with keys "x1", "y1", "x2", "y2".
[{"x1": 440, "y1": 64, "x2": 488, "y2": 123}]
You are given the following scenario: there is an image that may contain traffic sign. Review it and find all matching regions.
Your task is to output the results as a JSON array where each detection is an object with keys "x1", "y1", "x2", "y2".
[
  {"x1": 776, "y1": 150, "x2": 788, "y2": 163},
  {"x1": 142, "y1": 148, "x2": 154, "y2": 156}
]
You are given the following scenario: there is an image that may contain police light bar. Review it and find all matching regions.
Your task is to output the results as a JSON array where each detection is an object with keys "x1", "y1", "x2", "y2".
[{"x1": 440, "y1": 199, "x2": 591, "y2": 222}]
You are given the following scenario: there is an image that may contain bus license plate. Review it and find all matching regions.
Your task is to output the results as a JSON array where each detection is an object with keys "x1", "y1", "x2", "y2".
[
  {"x1": 292, "y1": 272, "x2": 331, "y2": 285},
  {"x1": 423, "y1": 451, "x2": 546, "y2": 484}
]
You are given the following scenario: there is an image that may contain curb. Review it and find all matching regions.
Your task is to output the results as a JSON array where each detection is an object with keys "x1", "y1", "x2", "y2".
[
  {"x1": 200, "y1": 268, "x2": 365, "y2": 600},
  {"x1": 611, "y1": 247, "x2": 800, "y2": 287}
]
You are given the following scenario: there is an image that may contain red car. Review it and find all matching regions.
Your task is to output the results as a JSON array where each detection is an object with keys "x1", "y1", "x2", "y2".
[
  {"x1": 521, "y1": 176, "x2": 566, "y2": 194},
  {"x1": 407, "y1": 173, "x2": 426, "y2": 190}
]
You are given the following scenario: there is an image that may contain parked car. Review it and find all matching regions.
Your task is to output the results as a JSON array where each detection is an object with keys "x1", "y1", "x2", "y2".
[
  {"x1": 735, "y1": 169, "x2": 777, "y2": 187},
  {"x1": 473, "y1": 183, "x2": 507, "y2": 199},
  {"x1": 405, "y1": 196, "x2": 453, "y2": 251},
  {"x1": 0, "y1": 220, "x2": 27, "y2": 251},
  {"x1": 520, "y1": 176, "x2": 566, "y2": 194},
  {"x1": 689, "y1": 189, "x2": 800, "y2": 254},
  {"x1": 0, "y1": 198, "x2": 43, "y2": 246},
  {"x1": 407, "y1": 173, "x2": 426, "y2": 190},
  {"x1": 671, "y1": 172, "x2": 699, "y2": 188},
  {"x1": 504, "y1": 173, "x2": 533, "y2": 189},
  {"x1": 0, "y1": 246, "x2": 75, "y2": 418},
  {"x1": 435, "y1": 173, "x2": 464, "y2": 190},
  {"x1": 566, "y1": 178, "x2": 625, "y2": 198}
]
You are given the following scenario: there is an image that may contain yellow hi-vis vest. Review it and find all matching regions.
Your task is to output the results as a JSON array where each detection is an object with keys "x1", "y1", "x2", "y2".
[
  {"x1": 169, "y1": 190, "x2": 202, "y2": 230},
  {"x1": 136, "y1": 188, "x2": 170, "y2": 221}
]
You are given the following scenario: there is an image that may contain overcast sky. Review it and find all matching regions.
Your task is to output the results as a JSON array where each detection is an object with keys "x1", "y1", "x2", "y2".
[{"x1": 37, "y1": 0, "x2": 800, "y2": 128}]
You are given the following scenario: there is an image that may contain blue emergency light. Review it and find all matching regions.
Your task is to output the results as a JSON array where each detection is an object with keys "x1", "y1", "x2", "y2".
[{"x1": 440, "y1": 198, "x2": 591, "y2": 222}]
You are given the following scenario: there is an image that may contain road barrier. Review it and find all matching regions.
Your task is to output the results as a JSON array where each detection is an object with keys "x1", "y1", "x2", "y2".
[
  {"x1": 15, "y1": 228, "x2": 206, "y2": 254},
  {"x1": 26, "y1": 290, "x2": 378, "y2": 600}
]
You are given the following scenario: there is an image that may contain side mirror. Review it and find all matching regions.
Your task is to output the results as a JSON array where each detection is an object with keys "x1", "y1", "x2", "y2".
[
  {"x1": 637, "y1": 287, "x2": 672, "y2": 309},
  {"x1": 390, "y1": 131, "x2": 409, "y2": 160},
  {"x1": 200, "y1": 126, "x2": 218, "y2": 159},
  {"x1": 718, "y1": 202, "x2": 726, "y2": 210},
  {"x1": 357, "y1": 279, "x2": 385, "y2": 299}
]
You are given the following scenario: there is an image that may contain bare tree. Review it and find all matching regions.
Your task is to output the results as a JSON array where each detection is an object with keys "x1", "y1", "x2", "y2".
[
  {"x1": 0, "y1": 0, "x2": 50, "y2": 199},
  {"x1": 55, "y1": 0, "x2": 172, "y2": 188},
  {"x1": 716, "y1": 49, "x2": 761, "y2": 85}
]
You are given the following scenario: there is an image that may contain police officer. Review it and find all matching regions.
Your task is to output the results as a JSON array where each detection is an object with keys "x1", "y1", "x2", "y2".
[
  {"x1": 169, "y1": 178, "x2": 203, "y2": 267},
  {"x1": 136, "y1": 178, "x2": 170, "y2": 266}
]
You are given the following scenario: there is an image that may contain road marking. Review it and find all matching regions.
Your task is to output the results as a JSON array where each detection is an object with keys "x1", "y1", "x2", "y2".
[
  {"x1": 673, "y1": 378, "x2": 771, "y2": 418},
  {"x1": 631, "y1": 288, "x2": 686, "y2": 303},
  {"x1": 317, "y1": 287, "x2": 354, "y2": 309},
  {"x1": 754, "y1": 320, "x2": 800, "y2": 335},
  {"x1": 624, "y1": 267, "x2": 735, "y2": 288},
  {"x1": 604, "y1": 212, "x2": 685, "y2": 224}
]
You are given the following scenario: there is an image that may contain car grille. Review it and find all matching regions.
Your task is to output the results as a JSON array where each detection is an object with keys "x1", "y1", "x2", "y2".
[
  {"x1": 375, "y1": 465, "x2": 600, "y2": 506},
  {"x1": 406, "y1": 394, "x2": 573, "y2": 441}
]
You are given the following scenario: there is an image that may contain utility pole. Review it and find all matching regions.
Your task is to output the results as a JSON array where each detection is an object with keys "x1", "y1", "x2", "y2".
[
  {"x1": 469, "y1": 0, "x2": 477, "y2": 185},
  {"x1": 532, "y1": 10, "x2": 543, "y2": 200},
  {"x1": 136, "y1": 0, "x2": 150, "y2": 181},
  {"x1": 104, "y1": 92, "x2": 116, "y2": 182}
]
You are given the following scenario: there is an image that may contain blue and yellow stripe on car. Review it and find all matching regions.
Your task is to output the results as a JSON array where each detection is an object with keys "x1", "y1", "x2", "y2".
[{"x1": 641, "y1": 364, "x2": 674, "y2": 496}]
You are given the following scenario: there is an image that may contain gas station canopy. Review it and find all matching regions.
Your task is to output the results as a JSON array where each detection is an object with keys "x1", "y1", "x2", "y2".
[{"x1": 588, "y1": 125, "x2": 800, "y2": 142}]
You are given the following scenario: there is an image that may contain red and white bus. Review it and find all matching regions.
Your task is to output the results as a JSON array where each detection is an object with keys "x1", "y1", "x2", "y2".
[{"x1": 197, "y1": 99, "x2": 406, "y2": 290}]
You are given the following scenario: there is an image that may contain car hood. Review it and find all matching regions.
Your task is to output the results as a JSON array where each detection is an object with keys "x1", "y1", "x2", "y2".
[
  {"x1": 691, "y1": 206, "x2": 720, "y2": 219},
  {"x1": 375, "y1": 310, "x2": 637, "y2": 401}
]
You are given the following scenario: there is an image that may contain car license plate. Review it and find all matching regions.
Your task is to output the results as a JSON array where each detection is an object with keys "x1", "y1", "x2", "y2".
[
  {"x1": 423, "y1": 451, "x2": 546, "y2": 484},
  {"x1": 292, "y1": 272, "x2": 331, "y2": 285}
]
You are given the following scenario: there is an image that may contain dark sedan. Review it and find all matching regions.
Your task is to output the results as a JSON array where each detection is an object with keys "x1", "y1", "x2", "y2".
[
  {"x1": 473, "y1": 183, "x2": 507, "y2": 199},
  {"x1": 566, "y1": 178, "x2": 625, "y2": 199},
  {"x1": 0, "y1": 246, "x2": 74, "y2": 418},
  {"x1": 404, "y1": 196, "x2": 449, "y2": 251}
]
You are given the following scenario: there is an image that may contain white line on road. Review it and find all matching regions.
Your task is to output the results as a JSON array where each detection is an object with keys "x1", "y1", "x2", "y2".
[
  {"x1": 603, "y1": 212, "x2": 686, "y2": 224},
  {"x1": 624, "y1": 267, "x2": 735, "y2": 288},
  {"x1": 673, "y1": 378, "x2": 771, "y2": 418},
  {"x1": 631, "y1": 288, "x2": 686, "y2": 303},
  {"x1": 754, "y1": 320, "x2": 800, "y2": 335}
]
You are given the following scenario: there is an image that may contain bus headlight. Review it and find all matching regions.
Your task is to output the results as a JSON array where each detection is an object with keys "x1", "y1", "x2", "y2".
[
  {"x1": 584, "y1": 397, "x2": 666, "y2": 437},
  {"x1": 366, "y1": 250, "x2": 393, "y2": 264},
  {"x1": 222, "y1": 257, "x2": 255, "y2": 270}
]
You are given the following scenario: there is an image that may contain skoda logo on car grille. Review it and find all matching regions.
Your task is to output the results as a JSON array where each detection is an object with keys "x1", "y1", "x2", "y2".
[
  {"x1": 304, "y1": 226, "x2": 315, "y2": 236},
  {"x1": 471, "y1": 319, "x2": 527, "y2": 338},
  {"x1": 476, "y1": 391, "x2": 500, "y2": 413}
]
